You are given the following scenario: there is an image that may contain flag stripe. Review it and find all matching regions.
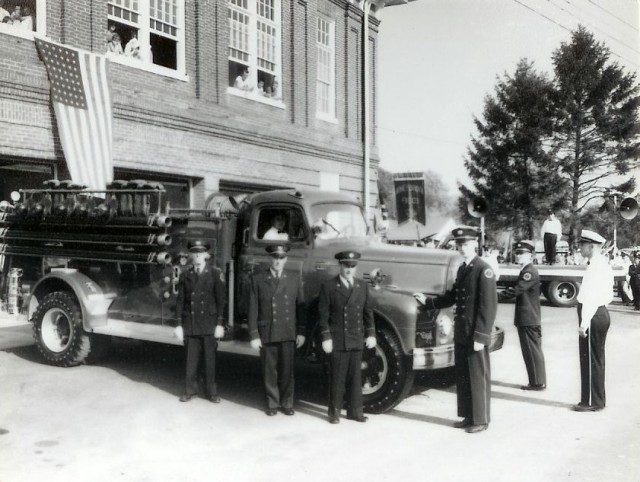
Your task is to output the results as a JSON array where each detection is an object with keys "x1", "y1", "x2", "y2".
[{"x1": 79, "y1": 52, "x2": 102, "y2": 190}]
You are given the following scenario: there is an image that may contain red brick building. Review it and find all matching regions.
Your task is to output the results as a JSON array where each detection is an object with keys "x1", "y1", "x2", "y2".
[{"x1": 0, "y1": 0, "x2": 399, "y2": 212}]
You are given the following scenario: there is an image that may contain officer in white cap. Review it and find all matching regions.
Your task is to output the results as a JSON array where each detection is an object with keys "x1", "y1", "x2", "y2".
[{"x1": 573, "y1": 229, "x2": 613, "y2": 412}]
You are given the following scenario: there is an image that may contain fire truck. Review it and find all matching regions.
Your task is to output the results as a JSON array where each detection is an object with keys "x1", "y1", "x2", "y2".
[{"x1": 0, "y1": 180, "x2": 503, "y2": 413}]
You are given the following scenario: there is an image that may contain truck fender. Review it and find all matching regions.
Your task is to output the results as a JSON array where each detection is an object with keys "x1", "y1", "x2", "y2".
[
  {"x1": 372, "y1": 309, "x2": 410, "y2": 355},
  {"x1": 28, "y1": 269, "x2": 116, "y2": 330}
]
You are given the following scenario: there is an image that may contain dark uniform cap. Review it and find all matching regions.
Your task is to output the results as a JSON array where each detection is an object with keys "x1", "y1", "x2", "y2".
[
  {"x1": 335, "y1": 251, "x2": 361, "y2": 267},
  {"x1": 451, "y1": 226, "x2": 479, "y2": 242},
  {"x1": 188, "y1": 240, "x2": 210, "y2": 253},
  {"x1": 514, "y1": 240, "x2": 535, "y2": 253},
  {"x1": 579, "y1": 229, "x2": 606, "y2": 245},
  {"x1": 266, "y1": 244, "x2": 290, "y2": 258}
]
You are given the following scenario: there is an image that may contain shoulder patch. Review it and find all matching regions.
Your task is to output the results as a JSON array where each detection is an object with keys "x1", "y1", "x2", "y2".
[
  {"x1": 484, "y1": 268, "x2": 494, "y2": 279},
  {"x1": 523, "y1": 272, "x2": 532, "y2": 281}
]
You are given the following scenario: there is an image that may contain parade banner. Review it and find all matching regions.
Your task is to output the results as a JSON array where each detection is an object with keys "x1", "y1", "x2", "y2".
[{"x1": 394, "y1": 175, "x2": 426, "y2": 225}]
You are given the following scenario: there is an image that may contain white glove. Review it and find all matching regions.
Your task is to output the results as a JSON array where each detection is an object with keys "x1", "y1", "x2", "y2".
[
  {"x1": 473, "y1": 341, "x2": 485, "y2": 352},
  {"x1": 413, "y1": 293, "x2": 427, "y2": 305},
  {"x1": 578, "y1": 324, "x2": 589, "y2": 338},
  {"x1": 322, "y1": 339, "x2": 333, "y2": 354},
  {"x1": 173, "y1": 326, "x2": 183, "y2": 342},
  {"x1": 296, "y1": 335, "x2": 306, "y2": 348},
  {"x1": 365, "y1": 336, "x2": 377, "y2": 349},
  {"x1": 250, "y1": 338, "x2": 262, "y2": 350},
  {"x1": 214, "y1": 325, "x2": 225, "y2": 340}
]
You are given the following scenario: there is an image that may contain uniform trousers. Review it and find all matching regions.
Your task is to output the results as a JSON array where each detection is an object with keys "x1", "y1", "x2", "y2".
[
  {"x1": 261, "y1": 341, "x2": 295, "y2": 409},
  {"x1": 578, "y1": 304, "x2": 610, "y2": 408},
  {"x1": 455, "y1": 343, "x2": 491, "y2": 425},
  {"x1": 328, "y1": 349, "x2": 363, "y2": 418},
  {"x1": 630, "y1": 280, "x2": 640, "y2": 309},
  {"x1": 543, "y1": 233, "x2": 557, "y2": 265},
  {"x1": 185, "y1": 335, "x2": 218, "y2": 397},
  {"x1": 517, "y1": 325, "x2": 546, "y2": 386}
]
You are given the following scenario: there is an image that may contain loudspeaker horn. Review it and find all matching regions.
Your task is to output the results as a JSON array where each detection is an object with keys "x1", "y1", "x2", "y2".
[
  {"x1": 620, "y1": 197, "x2": 638, "y2": 220},
  {"x1": 467, "y1": 197, "x2": 488, "y2": 218}
]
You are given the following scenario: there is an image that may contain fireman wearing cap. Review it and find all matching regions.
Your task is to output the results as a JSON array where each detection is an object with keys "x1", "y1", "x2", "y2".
[
  {"x1": 628, "y1": 253, "x2": 640, "y2": 310},
  {"x1": 415, "y1": 226, "x2": 497, "y2": 433},
  {"x1": 318, "y1": 251, "x2": 376, "y2": 424},
  {"x1": 499, "y1": 240, "x2": 546, "y2": 391},
  {"x1": 573, "y1": 229, "x2": 613, "y2": 412},
  {"x1": 175, "y1": 240, "x2": 226, "y2": 403},
  {"x1": 248, "y1": 244, "x2": 306, "y2": 416}
]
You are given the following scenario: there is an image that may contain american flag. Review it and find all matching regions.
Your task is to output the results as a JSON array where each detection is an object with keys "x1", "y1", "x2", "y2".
[{"x1": 35, "y1": 37, "x2": 113, "y2": 192}]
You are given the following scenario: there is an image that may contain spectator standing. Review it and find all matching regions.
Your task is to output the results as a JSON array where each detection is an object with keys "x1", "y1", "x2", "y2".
[
  {"x1": 628, "y1": 254, "x2": 640, "y2": 310},
  {"x1": 573, "y1": 230, "x2": 613, "y2": 412},
  {"x1": 541, "y1": 211, "x2": 562, "y2": 265}
]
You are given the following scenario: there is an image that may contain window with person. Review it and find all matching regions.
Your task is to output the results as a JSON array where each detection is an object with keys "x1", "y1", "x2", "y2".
[
  {"x1": 310, "y1": 203, "x2": 368, "y2": 241},
  {"x1": 228, "y1": 0, "x2": 281, "y2": 100},
  {"x1": 0, "y1": 0, "x2": 43, "y2": 35},
  {"x1": 316, "y1": 15, "x2": 336, "y2": 120},
  {"x1": 257, "y1": 208, "x2": 306, "y2": 242},
  {"x1": 107, "y1": 0, "x2": 185, "y2": 72}
]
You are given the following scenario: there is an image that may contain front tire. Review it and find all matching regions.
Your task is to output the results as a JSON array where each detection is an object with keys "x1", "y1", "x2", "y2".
[
  {"x1": 362, "y1": 325, "x2": 414, "y2": 414},
  {"x1": 544, "y1": 280, "x2": 580, "y2": 307},
  {"x1": 32, "y1": 291, "x2": 91, "y2": 367}
]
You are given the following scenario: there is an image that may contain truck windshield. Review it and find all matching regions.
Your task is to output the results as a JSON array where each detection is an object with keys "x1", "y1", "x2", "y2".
[{"x1": 310, "y1": 203, "x2": 368, "y2": 240}]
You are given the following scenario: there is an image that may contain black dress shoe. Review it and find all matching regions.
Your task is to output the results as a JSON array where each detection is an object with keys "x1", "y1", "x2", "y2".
[
  {"x1": 265, "y1": 409, "x2": 277, "y2": 416},
  {"x1": 521, "y1": 384, "x2": 546, "y2": 391},
  {"x1": 347, "y1": 415, "x2": 368, "y2": 423},
  {"x1": 465, "y1": 424, "x2": 489, "y2": 434},
  {"x1": 329, "y1": 417, "x2": 340, "y2": 424},
  {"x1": 282, "y1": 408, "x2": 295, "y2": 416},
  {"x1": 453, "y1": 418, "x2": 473, "y2": 429},
  {"x1": 572, "y1": 404, "x2": 603, "y2": 412},
  {"x1": 179, "y1": 394, "x2": 195, "y2": 402},
  {"x1": 206, "y1": 395, "x2": 221, "y2": 403}
]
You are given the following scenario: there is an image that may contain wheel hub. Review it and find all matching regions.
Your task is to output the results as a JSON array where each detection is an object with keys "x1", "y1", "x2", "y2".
[
  {"x1": 41, "y1": 308, "x2": 73, "y2": 353},
  {"x1": 362, "y1": 345, "x2": 388, "y2": 395}
]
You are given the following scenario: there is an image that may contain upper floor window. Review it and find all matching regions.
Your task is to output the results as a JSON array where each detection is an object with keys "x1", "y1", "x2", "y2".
[
  {"x1": 0, "y1": 0, "x2": 46, "y2": 39},
  {"x1": 316, "y1": 15, "x2": 335, "y2": 121},
  {"x1": 228, "y1": 0, "x2": 282, "y2": 103},
  {"x1": 107, "y1": 0, "x2": 185, "y2": 74}
]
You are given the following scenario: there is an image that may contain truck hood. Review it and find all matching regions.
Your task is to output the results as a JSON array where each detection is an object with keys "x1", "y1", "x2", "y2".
[{"x1": 314, "y1": 238, "x2": 460, "y2": 294}]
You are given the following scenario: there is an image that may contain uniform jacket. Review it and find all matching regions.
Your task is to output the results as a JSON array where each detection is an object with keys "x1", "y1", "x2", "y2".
[
  {"x1": 248, "y1": 268, "x2": 306, "y2": 343},
  {"x1": 629, "y1": 264, "x2": 640, "y2": 286},
  {"x1": 498, "y1": 262, "x2": 540, "y2": 326},
  {"x1": 175, "y1": 265, "x2": 226, "y2": 336},
  {"x1": 430, "y1": 256, "x2": 497, "y2": 346},
  {"x1": 318, "y1": 276, "x2": 375, "y2": 351}
]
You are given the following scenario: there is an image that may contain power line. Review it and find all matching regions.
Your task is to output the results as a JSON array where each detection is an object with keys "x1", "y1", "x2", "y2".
[
  {"x1": 547, "y1": 0, "x2": 640, "y2": 56},
  {"x1": 511, "y1": 0, "x2": 640, "y2": 67},
  {"x1": 586, "y1": 0, "x2": 639, "y2": 33}
]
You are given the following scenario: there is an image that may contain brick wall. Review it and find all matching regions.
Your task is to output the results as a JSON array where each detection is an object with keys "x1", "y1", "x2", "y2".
[{"x1": 0, "y1": 0, "x2": 381, "y2": 212}]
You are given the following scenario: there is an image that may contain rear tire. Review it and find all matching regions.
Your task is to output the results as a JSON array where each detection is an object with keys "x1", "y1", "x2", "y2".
[
  {"x1": 32, "y1": 291, "x2": 91, "y2": 367},
  {"x1": 362, "y1": 325, "x2": 414, "y2": 414},
  {"x1": 545, "y1": 280, "x2": 580, "y2": 307}
]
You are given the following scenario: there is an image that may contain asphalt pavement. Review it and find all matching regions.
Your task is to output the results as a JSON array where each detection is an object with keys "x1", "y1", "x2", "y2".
[{"x1": 1, "y1": 301, "x2": 639, "y2": 482}]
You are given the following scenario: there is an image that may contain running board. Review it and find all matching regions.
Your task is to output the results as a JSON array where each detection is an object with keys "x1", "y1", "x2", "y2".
[{"x1": 91, "y1": 319, "x2": 258, "y2": 356}]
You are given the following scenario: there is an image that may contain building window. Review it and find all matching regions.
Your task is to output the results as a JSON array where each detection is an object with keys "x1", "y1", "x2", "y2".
[
  {"x1": 0, "y1": 0, "x2": 46, "y2": 39},
  {"x1": 316, "y1": 15, "x2": 335, "y2": 121},
  {"x1": 107, "y1": 0, "x2": 185, "y2": 74},
  {"x1": 228, "y1": 0, "x2": 282, "y2": 102}
]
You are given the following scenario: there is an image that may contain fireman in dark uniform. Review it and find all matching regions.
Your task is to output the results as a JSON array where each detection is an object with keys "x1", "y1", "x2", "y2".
[
  {"x1": 415, "y1": 226, "x2": 497, "y2": 433},
  {"x1": 248, "y1": 244, "x2": 306, "y2": 416},
  {"x1": 498, "y1": 240, "x2": 546, "y2": 390},
  {"x1": 175, "y1": 240, "x2": 226, "y2": 403},
  {"x1": 628, "y1": 253, "x2": 640, "y2": 310},
  {"x1": 318, "y1": 251, "x2": 376, "y2": 424}
]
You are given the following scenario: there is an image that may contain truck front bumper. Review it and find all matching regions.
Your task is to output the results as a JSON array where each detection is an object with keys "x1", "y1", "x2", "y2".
[{"x1": 412, "y1": 326, "x2": 505, "y2": 370}]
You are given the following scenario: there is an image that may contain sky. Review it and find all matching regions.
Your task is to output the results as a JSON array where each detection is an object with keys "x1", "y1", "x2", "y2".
[{"x1": 377, "y1": 0, "x2": 640, "y2": 195}]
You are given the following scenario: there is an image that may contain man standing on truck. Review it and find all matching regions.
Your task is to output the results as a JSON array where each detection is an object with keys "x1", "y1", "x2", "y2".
[
  {"x1": 541, "y1": 210, "x2": 562, "y2": 265},
  {"x1": 573, "y1": 229, "x2": 613, "y2": 412},
  {"x1": 249, "y1": 244, "x2": 306, "y2": 416},
  {"x1": 319, "y1": 251, "x2": 377, "y2": 424},
  {"x1": 416, "y1": 226, "x2": 497, "y2": 433},
  {"x1": 498, "y1": 240, "x2": 546, "y2": 391},
  {"x1": 175, "y1": 240, "x2": 226, "y2": 403}
]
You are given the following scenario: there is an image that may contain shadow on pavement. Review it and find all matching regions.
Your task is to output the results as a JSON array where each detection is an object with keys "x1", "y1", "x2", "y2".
[
  {"x1": 388, "y1": 408, "x2": 454, "y2": 427},
  {"x1": 491, "y1": 380, "x2": 522, "y2": 389}
]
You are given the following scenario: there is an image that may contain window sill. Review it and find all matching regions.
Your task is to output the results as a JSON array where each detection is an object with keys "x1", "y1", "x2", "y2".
[
  {"x1": 316, "y1": 113, "x2": 339, "y2": 125},
  {"x1": 106, "y1": 53, "x2": 189, "y2": 82},
  {"x1": 227, "y1": 87, "x2": 286, "y2": 109},
  {"x1": 0, "y1": 25, "x2": 36, "y2": 41}
]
